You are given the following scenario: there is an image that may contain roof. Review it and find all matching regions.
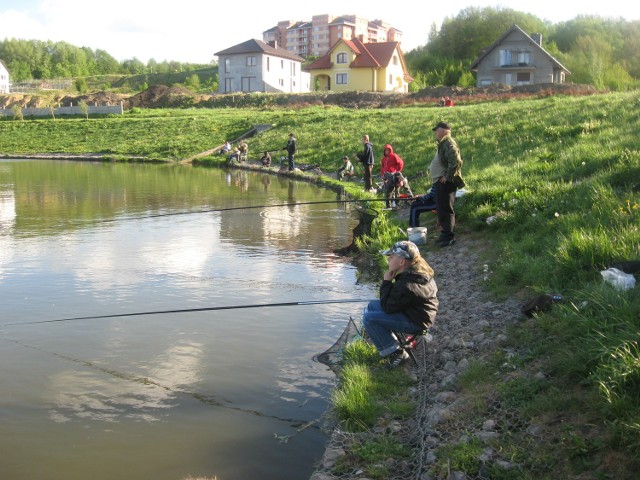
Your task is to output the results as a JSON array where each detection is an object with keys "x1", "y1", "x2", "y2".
[
  {"x1": 0, "y1": 59, "x2": 8, "y2": 71},
  {"x1": 306, "y1": 38, "x2": 404, "y2": 71},
  {"x1": 470, "y1": 25, "x2": 570, "y2": 74},
  {"x1": 215, "y1": 39, "x2": 305, "y2": 63}
]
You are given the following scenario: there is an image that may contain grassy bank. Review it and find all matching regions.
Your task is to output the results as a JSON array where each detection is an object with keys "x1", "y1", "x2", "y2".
[{"x1": 1, "y1": 91, "x2": 639, "y2": 476}]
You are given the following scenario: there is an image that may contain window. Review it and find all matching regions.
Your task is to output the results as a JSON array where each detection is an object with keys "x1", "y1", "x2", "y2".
[
  {"x1": 336, "y1": 73, "x2": 348, "y2": 84},
  {"x1": 389, "y1": 74, "x2": 392, "y2": 84},
  {"x1": 224, "y1": 58, "x2": 231, "y2": 73},
  {"x1": 241, "y1": 77, "x2": 256, "y2": 92},
  {"x1": 336, "y1": 52, "x2": 347, "y2": 64},
  {"x1": 267, "y1": 57, "x2": 270, "y2": 72},
  {"x1": 499, "y1": 49, "x2": 512, "y2": 66},
  {"x1": 281, "y1": 59, "x2": 284, "y2": 69},
  {"x1": 516, "y1": 72, "x2": 531, "y2": 84},
  {"x1": 224, "y1": 78, "x2": 233, "y2": 92},
  {"x1": 517, "y1": 51, "x2": 530, "y2": 65},
  {"x1": 279, "y1": 79, "x2": 284, "y2": 86},
  {"x1": 246, "y1": 56, "x2": 256, "y2": 66}
]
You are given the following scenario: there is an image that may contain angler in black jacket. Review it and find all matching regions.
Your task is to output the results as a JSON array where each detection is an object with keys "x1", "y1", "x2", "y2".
[{"x1": 363, "y1": 240, "x2": 439, "y2": 368}]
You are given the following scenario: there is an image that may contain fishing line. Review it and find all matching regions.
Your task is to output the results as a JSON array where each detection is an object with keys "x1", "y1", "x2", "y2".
[
  {"x1": 4, "y1": 298, "x2": 371, "y2": 327},
  {"x1": 2, "y1": 335, "x2": 324, "y2": 432}
]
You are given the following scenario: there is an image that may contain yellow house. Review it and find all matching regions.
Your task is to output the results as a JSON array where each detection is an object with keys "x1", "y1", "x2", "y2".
[{"x1": 306, "y1": 38, "x2": 412, "y2": 93}]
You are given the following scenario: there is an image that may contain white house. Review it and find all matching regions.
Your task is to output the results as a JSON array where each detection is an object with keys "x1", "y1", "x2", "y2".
[
  {"x1": 0, "y1": 60, "x2": 10, "y2": 93},
  {"x1": 215, "y1": 39, "x2": 310, "y2": 94}
]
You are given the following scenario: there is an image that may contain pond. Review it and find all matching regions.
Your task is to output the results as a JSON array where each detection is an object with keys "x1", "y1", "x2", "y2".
[{"x1": 0, "y1": 160, "x2": 377, "y2": 480}]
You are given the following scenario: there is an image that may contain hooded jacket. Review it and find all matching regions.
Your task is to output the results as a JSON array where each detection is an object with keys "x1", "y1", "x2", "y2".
[
  {"x1": 379, "y1": 270, "x2": 439, "y2": 328},
  {"x1": 380, "y1": 144, "x2": 404, "y2": 176}
]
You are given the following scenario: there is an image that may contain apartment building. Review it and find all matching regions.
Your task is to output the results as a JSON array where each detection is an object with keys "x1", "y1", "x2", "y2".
[{"x1": 263, "y1": 14, "x2": 402, "y2": 58}]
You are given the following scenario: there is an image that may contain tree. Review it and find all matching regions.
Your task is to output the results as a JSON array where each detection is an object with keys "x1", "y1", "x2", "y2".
[
  {"x1": 75, "y1": 78, "x2": 88, "y2": 94},
  {"x1": 11, "y1": 105, "x2": 23, "y2": 121},
  {"x1": 77, "y1": 100, "x2": 90, "y2": 119}
]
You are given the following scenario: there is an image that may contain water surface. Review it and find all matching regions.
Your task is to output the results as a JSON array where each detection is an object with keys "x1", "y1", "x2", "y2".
[{"x1": 0, "y1": 160, "x2": 375, "y2": 480}]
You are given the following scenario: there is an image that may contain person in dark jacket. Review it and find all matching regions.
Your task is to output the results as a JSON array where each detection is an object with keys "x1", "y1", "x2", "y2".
[
  {"x1": 283, "y1": 133, "x2": 297, "y2": 171},
  {"x1": 355, "y1": 134, "x2": 375, "y2": 192},
  {"x1": 432, "y1": 121, "x2": 464, "y2": 247},
  {"x1": 363, "y1": 240, "x2": 439, "y2": 368}
]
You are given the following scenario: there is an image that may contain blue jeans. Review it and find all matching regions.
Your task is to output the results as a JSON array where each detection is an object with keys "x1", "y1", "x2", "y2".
[{"x1": 362, "y1": 300, "x2": 423, "y2": 356}]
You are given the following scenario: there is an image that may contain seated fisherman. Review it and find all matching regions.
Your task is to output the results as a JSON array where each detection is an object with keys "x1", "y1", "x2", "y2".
[
  {"x1": 260, "y1": 151, "x2": 272, "y2": 167},
  {"x1": 362, "y1": 240, "x2": 439, "y2": 368},
  {"x1": 383, "y1": 171, "x2": 413, "y2": 208},
  {"x1": 409, "y1": 183, "x2": 437, "y2": 227},
  {"x1": 337, "y1": 156, "x2": 355, "y2": 180}
]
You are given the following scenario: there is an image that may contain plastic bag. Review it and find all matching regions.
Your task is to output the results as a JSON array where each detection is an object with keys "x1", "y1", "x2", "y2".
[{"x1": 600, "y1": 268, "x2": 636, "y2": 291}]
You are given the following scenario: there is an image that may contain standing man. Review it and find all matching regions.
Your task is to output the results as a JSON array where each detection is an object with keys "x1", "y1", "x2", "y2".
[
  {"x1": 284, "y1": 133, "x2": 297, "y2": 171},
  {"x1": 431, "y1": 121, "x2": 464, "y2": 247},
  {"x1": 355, "y1": 134, "x2": 375, "y2": 192}
]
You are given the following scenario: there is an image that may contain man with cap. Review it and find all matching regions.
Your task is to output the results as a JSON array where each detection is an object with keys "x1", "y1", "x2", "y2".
[
  {"x1": 362, "y1": 240, "x2": 439, "y2": 368},
  {"x1": 431, "y1": 121, "x2": 464, "y2": 247}
]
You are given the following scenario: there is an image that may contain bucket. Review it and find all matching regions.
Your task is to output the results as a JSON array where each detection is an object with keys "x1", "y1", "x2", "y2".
[{"x1": 407, "y1": 227, "x2": 427, "y2": 245}]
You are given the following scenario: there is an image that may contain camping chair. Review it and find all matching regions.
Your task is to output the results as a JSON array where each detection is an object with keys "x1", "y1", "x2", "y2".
[{"x1": 393, "y1": 329, "x2": 429, "y2": 367}]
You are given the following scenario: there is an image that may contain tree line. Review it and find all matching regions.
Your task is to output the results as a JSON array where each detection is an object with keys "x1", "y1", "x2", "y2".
[
  {"x1": 1, "y1": 7, "x2": 639, "y2": 92},
  {"x1": 405, "y1": 7, "x2": 640, "y2": 91},
  {"x1": 0, "y1": 38, "x2": 210, "y2": 83}
]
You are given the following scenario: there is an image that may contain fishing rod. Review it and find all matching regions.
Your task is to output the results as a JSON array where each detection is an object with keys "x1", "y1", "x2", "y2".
[
  {"x1": 96, "y1": 197, "x2": 419, "y2": 223},
  {"x1": 5, "y1": 298, "x2": 371, "y2": 327}
]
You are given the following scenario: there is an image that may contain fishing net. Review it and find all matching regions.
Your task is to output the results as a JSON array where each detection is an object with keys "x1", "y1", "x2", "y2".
[{"x1": 313, "y1": 316, "x2": 364, "y2": 374}]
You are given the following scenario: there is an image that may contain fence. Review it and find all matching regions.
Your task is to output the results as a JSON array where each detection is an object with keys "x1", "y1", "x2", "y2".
[{"x1": 0, "y1": 102, "x2": 124, "y2": 117}]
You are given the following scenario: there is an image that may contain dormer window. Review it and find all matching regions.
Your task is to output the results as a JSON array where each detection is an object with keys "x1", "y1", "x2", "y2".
[{"x1": 336, "y1": 53, "x2": 348, "y2": 64}]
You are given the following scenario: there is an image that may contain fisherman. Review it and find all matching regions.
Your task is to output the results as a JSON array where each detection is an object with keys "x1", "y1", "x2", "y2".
[
  {"x1": 283, "y1": 133, "x2": 297, "y2": 171},
  {"x1": 337, "y1": 155, "x2": 355, "y2": 180},
  {"x1": 260, "y1": 151, "x2": 272, "y2": 167},
  {"x1": 362, "y1": 240, "x2": 439, "y2": 368}
]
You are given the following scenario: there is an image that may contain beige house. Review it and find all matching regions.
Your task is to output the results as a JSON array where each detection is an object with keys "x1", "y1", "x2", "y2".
[
  {"x1": 0, "y1": 60, "x2": 9, "y2": 93},
  {"x1": 306, "y1": 38, "x2": 411, "y2": 93},
  {"x1": 470, "y1": 25, "x2": 570, "y2": 87},
  {"x1": 215, "y1": 39, "x2": 310, "y2": 94}
]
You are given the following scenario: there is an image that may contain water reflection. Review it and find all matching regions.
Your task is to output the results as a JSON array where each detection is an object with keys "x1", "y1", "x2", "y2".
[{"x1": 48, "y1": 340, "x2": 205, "y2": 423}]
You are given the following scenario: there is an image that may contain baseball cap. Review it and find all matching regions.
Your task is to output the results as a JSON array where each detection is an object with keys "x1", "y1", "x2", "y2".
[
  {"x1": 380, "y1": 241, "x2": 419, "y2": 260},
  {"x1": 432, "y1": 121, "x2": 451, "y2": 131}
]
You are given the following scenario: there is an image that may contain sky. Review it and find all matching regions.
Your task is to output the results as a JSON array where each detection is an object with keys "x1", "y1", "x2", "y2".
[{"x1": 1, "y1": 0, "x2": 639, "y2": 64}]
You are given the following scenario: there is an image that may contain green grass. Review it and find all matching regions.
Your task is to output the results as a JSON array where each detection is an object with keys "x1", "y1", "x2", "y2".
[{"x1": 1, "y1": 90, "x2": 639, "y2": 476}]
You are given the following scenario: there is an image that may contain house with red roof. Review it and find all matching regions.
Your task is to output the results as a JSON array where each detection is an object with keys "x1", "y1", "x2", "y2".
[
  {"x1": 215, "y1": 39, "x2": 310, "y2": 94},
  {"x1": 305, "y1": 38, "x2": 411, "y2": 93}
]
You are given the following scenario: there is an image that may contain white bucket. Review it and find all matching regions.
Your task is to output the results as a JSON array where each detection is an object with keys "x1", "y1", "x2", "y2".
[{"x1": 407, "y1": 227, "x2": 427, "y2": 245}]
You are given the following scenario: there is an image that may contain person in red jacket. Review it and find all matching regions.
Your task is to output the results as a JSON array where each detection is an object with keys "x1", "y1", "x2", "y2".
[
  {"x1": 380, "y1": 144, "x2": 404, "y2": 177},
  {"x1": 381, "y1": 144, "x2": 405, "y2": 207}
]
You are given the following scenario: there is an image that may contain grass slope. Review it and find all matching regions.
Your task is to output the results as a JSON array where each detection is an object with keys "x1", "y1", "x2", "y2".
[{"x1": 1, "y1": 90, "x2": 639, "y2": 476}]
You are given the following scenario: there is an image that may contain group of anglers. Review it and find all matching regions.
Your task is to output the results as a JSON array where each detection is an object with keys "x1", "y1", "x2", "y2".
[
  {"x1": 222, "y1": 133, "x2": 298, "y2": 171},
  {"x1": 219, "y1": 121, "x2": 465, "y2": 369},
  {"x1": 357, "y1": 120, "x2": 466, "y2": 368}
]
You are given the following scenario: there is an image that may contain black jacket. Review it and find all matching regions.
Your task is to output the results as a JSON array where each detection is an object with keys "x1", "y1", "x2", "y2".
[{"x1": 380, "y1": 270, "x2": 438, "y2": 328}]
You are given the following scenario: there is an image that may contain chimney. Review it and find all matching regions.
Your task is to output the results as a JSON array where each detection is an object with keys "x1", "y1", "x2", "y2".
[
  {"x1": 268, "y1": 40, "x2": 278, "y2": 49},
  {"x1": 531, "y1": 33, "x2": 542, "y2": 46}
]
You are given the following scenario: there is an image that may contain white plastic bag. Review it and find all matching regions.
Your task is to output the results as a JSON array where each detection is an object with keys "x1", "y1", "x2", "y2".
[{"x1": 600, "y1": 268, "x2": 636, "y2": 291}]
